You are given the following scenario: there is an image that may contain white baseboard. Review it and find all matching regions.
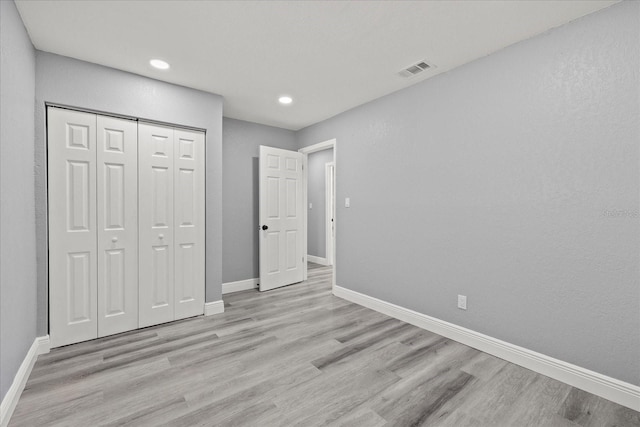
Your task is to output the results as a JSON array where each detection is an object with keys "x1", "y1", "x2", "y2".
[
  {"x1": 222, "y1": 278, "x2": 258, "y2": 294},
  {"x1": 37, "y1": 335, "x2": 51, "y2": 355},
  {"x1": 204, "y1": 300, "x2": 225, "y2": 316},
  {"x1": 1, "y1": 335, "x2": 50, "y2": 427},
  {"x1": 307, "y1": 255, "x2": 329, "y2": 266},
  {"x1": 333, "y1": 286, "x2": 640, "y2": 411}
]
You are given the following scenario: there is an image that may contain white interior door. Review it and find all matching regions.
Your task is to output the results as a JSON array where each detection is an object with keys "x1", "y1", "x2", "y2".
[
  {"x1": 259, "y1": 146, "x2": 304, "y2": 291},
  {"x1": 173, "y1": 129, "x2": 205, "y2": 319},
  {"x1": 325, "y1": 162, "x2": 335, "y2": 266},
  {"x1": 48, "y1": 107, "x2": 98, "y2": 347},
  {"x1": 138, "y1": 123, "x2": 175, "y2": 327},
  {"x1": 96, "y1": 116, "x2": 138, "y2": 337}
]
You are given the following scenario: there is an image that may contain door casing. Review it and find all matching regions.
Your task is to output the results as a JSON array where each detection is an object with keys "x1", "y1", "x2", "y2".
[
  {"x1": 299, "y1": 139, "x2": 337, "y2": 289},
  {"x1": 325, "y1": 161, "x2": 335, "y2": 266}
]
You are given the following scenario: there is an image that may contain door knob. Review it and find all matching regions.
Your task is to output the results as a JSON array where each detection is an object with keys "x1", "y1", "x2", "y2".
[
  {"x1": 112, "y1": 236, "x2": 118, "y2": 242},
  {"x1": 261, "y1": 225, "x2": 268, "y2": 231},
  {"x1": 159, "y1": 234, "x2": 164, "y2": 239}
]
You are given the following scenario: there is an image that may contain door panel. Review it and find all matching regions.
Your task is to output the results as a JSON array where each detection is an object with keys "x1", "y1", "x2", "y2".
[
  {"x1": 67, "y1": 161, "x2": 91, "y2": 230},
  {"x1": 67, "y1": 251, "x2": 92, "y2": 322},
  {"x1": 266, "y1": 232, "x2": 279, "y2": 273},
  {"x1": 48, "y1": 107, "x2": 98, "y2": 347},
  {"x1": 139, "y1": 123, "x2": 175, "y2": 327},
  {"x1": 267, "y1": 177, "x2": 280, "y2": 218},
  {"x1": 286, "y1": 231, "x2": 298, "y2": 269},
  {"x1": 259, "y1": 146, "x2": 304, "y2": 291},
  {"x1": 97, "y1": 116, "x2": 138, "y2": 337},
  {"x1": 104, "y1": 164, "x2": 124, "y2": 228},
  {"x1": 104, "y1": 249, "x2": 125, "y2": 315},
  {"x1": 151, "y1": 167, "x2": 171, "y2": 226},
  {"x1": 174, "y1": 130, "x2": 204, "y2": 320},
  {"x1": 286, "y1": 179, "x2": 297, "y2": 217},
  {"x1": 176, "y1": 169, "x2": 195, "y2": 225},
  {"x1": 152, "y1": 245, "x2": 170, "y2": 305}
]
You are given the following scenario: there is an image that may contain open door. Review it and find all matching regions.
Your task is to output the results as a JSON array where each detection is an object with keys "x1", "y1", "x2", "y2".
[{"x1": 259, "y1": 146, "x2": 305, "y2": 291}]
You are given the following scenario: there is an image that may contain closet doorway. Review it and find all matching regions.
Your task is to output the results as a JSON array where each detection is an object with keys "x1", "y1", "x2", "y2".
[{"x1": 47, "y1": 106, "x2": 205, "y2": 347}]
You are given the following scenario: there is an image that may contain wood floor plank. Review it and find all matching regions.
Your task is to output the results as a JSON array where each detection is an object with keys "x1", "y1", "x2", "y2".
[
  {"x1": 500, "y1": 375, "x2": 573, "y2": 426},
  {"x1": 428, "y1": 362, "x2": 542, "y2": 427},
  {"x1": 559, "y1": 388, "x2": 640, "y2": 427},
  {"x1": 381, "y1": 370, "x2": 475, "y2": 427},
  {"x1": 9, "y1": 264, "x2": 639, "y2": 426},
  {"x1": 273, "y1": 366, "x2": 400, "y2": 426},
  {"x1": 459, "y1": 351, "x2": 508, "y2": 381},
  {"x1": 172, "y1": 363, "x2": 320, "y2": 426},
  {"x1": 332, "y1": 407, "x2": 388, "y2": 427}
]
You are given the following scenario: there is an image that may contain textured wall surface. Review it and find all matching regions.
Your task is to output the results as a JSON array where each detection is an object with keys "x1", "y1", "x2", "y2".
[
  {"x1": 222, "y1": 118, "x2": 297, "y2": 283},
  {"x1": 297, "y1": 2, "x2": 639, "y2": 385},
  {"x1": 0, "y1": 0, "x2": 37, "y2": 400},
  {"x1": 307, "y1": 149, "x2": 334, "y2": 258},
  {"x1": 34, "y1": 52, "x2": 224, "y2": 335}
]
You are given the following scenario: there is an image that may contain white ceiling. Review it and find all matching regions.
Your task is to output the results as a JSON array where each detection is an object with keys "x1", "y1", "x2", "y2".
[{"x1": 16, "y1": 0, "x2": 618, "y2": 131}]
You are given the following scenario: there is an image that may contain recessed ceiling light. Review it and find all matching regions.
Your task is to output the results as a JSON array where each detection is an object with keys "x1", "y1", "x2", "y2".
[
  {"x1": 278, "y1": 96, "x2": 293, "y2": 105},
  {"x1": 150, "y1": 59, "x2": 170, "y2": 70}
]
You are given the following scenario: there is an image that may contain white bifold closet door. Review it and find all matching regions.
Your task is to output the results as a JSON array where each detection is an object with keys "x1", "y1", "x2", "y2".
[
  {"x1": 173, "y1": 129, "x2": 206, "y2": 320},
  {"x1": 49, "y1": 108, "x2": 205, "y2": 347},
  {"x1": 48, "y1": 108, "x2": 138, "y2": 348},
  {"x1": 96, "y1": 115, "x2": 139, "y2": 338},
  {"x1": 48, "y1": 108, "x2": 98, "y2": 347},
  {"x1": 138, "y1": 123, "x2": 205, "y2": 328}
]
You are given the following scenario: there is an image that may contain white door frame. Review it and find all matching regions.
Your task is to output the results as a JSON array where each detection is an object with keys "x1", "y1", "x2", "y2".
[
  {"x1": 325, "y1": 162, "x2": 335, "y2": 266},
  {"x1": 299, "y1": 138, "x2": 336, "y2": 290}
]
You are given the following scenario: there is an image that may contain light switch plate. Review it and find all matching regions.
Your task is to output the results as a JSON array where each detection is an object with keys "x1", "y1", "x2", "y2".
[
  {"x1": 345, "y1": 197, "x2": 350, "y2": 208},
  {"x1": 458, "y1": 295, "x2": 467, "y2": 310}
]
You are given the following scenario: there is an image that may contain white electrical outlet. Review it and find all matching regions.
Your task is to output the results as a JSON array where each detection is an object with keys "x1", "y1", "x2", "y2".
[
  {"x1": 457, "y1": 295, "x2": 467, "y2": 310},
  {"x1": 309, "y1": 202, "x2": 313, "y2": 209},
  {"x1": 345, "y1": 197, "x2": 350, "y2": 208}
]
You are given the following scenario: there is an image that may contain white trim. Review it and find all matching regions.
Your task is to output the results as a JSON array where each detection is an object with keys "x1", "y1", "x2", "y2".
[
  {"x1": 299, "y1": 138, "x2": 337, "y2": 290},
  {"x1": 222, "y1": 278, "x2": 259, "y2": 294},
  {"x1": 1, "y1": 336, "x2": 50, "y2": 427},
  {"x1": 299, "y1": 138, "x2": 336, "y2": 155},
  {"x1": 203, "y1": 300, "x2": 225, "y2": 316},
  {"x1": 333, "y1": 286, "x2": 640, "y2": 411},
  {"x1": 325, "y1": 162, "x2": 335, "y2": 266},
  {"x1": 307, "y1": 255, "x2": 329, "y2": 266},
  {"x1": 302, "y1": 153, "x2": 309, "y2": 282},
  {"x1": 36, "y1": 336, "x2": 51, "y2": 355}
]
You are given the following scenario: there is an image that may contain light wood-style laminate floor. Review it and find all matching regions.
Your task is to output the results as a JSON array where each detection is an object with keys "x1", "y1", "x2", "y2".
[{"x1": 11, "y1": 263, "x2": 640, "y2": 426}]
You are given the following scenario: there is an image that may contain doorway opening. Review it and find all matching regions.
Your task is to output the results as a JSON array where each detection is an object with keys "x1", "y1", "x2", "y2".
[
  {"x1": 299, "y1": 139, "x2": 336, "y2": 290},
  {"x1": 257, "y1": 139, "x2": 336, "y2": 292}
]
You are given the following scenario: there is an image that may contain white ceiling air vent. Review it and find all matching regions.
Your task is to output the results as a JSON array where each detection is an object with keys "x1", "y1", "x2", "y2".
[{"x1": 399, "y1": 60, "x2": 433, "y2": 78}]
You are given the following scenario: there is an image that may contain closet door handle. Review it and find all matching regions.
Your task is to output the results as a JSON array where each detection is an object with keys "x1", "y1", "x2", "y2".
[
  {"x1": 158, "y1": 234, "x2": 164, "y2": 240},
  {"x1": 111, "y1": 236, "x2": 118, "y2": 243}
]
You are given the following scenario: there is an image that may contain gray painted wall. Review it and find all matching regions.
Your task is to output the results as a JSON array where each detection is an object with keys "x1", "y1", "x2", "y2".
[
  {"x1": 296, "y1": 2, "x2": 640, "y2": 386},
  {"x1": 222, "y1": 118, "x2": 297, "y2": 283},
  {"x1": 0, "y1": 0, "x2": 37, "y2": 400},
  {"x1": 307, "y1": 149, "x2": 334, "y2": 258},
  {"x1": 34, "y1": 52, "x2": 224, "y2": 335}
]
